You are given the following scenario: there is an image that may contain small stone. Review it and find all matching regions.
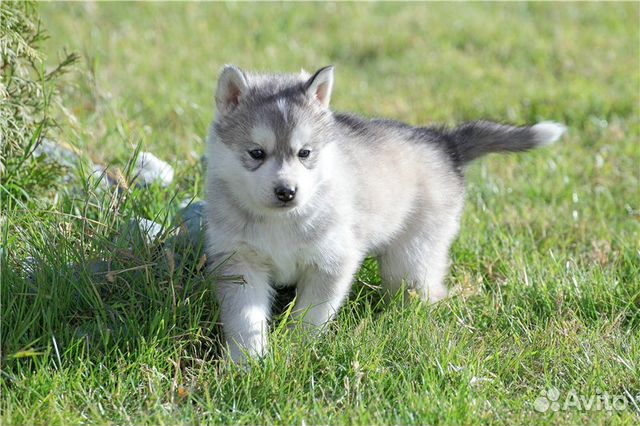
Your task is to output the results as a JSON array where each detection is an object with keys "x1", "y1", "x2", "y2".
[
  {"x1": 69, "y1": 258, "x2": 111, "y2": 282},
  {"x1": 120, "y1": 218, "x2": 164, "y2": 246},
  {"x1": 136, "y1": 218, "x2": 164, "y2": 242},
  {"x1": 85, "y1": 259, "x2": 111, "y2": 276},
  {"x1": 133, "y1": 152, "x2": 174, "y2": 187},
  {"x1": 22, "y1": 256, "x2": 38, "y2": 280},
  {"x1": 32, "y1": 139, "x2": 80, "y2": 169},
  {"x1": 172, "y1": 201, "x2": 207, "y2": 256},
  {"x1": 91, "y1": 164, "x2": 123, "y2": 191},
  {"x1": 32, "y1": 139, "x2": 82, "y2": 183}
]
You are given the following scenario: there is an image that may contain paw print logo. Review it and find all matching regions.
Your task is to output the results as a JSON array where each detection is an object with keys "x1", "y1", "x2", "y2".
[{"x1": 534, "y1": 387, "x2": 561, "y2": 412}]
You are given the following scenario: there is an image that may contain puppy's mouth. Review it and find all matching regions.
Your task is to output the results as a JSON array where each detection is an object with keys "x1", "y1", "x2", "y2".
[{"x1": 270, "y1": 200, "x2": 298, "y2": 210}]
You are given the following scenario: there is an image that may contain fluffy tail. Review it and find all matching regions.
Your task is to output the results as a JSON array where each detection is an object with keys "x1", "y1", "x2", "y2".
[{"x1": 449, "y1": 120, "x2": 566, "y2": 164}]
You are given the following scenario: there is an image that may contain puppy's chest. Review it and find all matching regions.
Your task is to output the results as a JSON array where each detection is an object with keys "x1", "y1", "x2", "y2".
[
  {"x1": 267, "y1": 248, "x2": 306, "y2": 286},
  {"x1": 243, "y1": 220, "x2": 341, "y2": 285}
]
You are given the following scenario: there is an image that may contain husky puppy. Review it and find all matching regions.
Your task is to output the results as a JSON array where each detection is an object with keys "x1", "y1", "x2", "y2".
[{"x1": 206, "y1": 65, "x2": 565, "y2": 362}]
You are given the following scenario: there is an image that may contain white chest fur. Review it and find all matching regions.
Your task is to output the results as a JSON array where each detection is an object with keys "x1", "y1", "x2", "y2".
[{"x1": 238, "y1": 215, "x2": 352, "y2": 285}]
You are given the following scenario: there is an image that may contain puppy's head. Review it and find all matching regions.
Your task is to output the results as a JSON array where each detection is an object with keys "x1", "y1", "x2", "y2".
[{"x1": 210, "y1": 65, "x2": 336, "y2": 215}]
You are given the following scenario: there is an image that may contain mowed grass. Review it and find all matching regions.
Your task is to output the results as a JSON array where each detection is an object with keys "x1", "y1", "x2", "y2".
[{"x1": 2, "y1": 2, "x2": 639, "y2": 425}]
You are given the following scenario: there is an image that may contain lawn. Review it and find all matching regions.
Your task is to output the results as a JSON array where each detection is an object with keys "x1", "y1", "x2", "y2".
[{"x1": 2, "y1": 2, "x2": 639, "y2": 425}]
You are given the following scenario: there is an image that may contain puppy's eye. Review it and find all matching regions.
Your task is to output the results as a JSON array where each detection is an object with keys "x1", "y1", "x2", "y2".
[
  {"x1": 298, "y1": 149, "x2": 311, "y2": 158},
  {"x1": 248, "y1": 149, "x2": 265, "y2": 160}
]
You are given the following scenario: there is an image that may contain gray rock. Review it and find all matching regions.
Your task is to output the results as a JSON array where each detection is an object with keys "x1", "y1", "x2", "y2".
[
  {"x1": 22, "y1": 256, "x2": 38, "y2": 280},
  {"x1": 84, "y1": 259, "x2": 111, "y2": 276},
  {"x1": 140, "y1": 218, "x2": 165, "y2": 241},
  {"x1": 172, "y1": 201, "x2": 207, "y2": 255},
  {"x1": 32, "y1": 139, "x2": 83, "y2": 183},
  {"x1": 133, "y1": 152, "x2": 174, "y2": 187},
  {"x1": 90, "y1": 164, "x2": 122, "y2": 191},
  {"x1": 120, "y1": 217, "x2": 164, "y2": 246},
  {"x1": 32, "y1": 139, "x2": 80, "y2": 169}
]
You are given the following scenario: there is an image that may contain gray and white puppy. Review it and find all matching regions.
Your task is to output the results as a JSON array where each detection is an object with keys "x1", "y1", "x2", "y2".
[{"x1": 206, "y1": 65, "x2": 565, "y2": 363}]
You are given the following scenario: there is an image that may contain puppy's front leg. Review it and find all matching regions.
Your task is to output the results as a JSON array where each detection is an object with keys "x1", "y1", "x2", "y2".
[
  {"x1": 293, "y1": 259, "x2": 360, "y2": 328},
  {"x1": 216, "y1": 262, "x2": 273, "y2": 363}
]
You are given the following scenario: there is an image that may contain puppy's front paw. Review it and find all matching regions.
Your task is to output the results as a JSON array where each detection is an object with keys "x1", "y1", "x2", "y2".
[{"x1": 225, "y1": 334, "x2": 267, "y2": 365}]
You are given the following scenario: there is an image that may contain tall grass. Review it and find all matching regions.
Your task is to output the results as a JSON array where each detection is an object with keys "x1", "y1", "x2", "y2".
[{"x1": 0, "y1": 1, "x2": 77, "y2": 205}]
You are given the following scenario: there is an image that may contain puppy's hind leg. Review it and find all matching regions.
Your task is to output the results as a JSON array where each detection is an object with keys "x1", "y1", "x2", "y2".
[{"x1": 378, "y1": 220, "x2": 460, "y2": 303}]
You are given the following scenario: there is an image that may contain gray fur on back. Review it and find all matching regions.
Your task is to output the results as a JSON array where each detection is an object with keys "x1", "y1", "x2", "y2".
[{"x1": 334, "y1": 114, "x2": 553, "y2": 170}]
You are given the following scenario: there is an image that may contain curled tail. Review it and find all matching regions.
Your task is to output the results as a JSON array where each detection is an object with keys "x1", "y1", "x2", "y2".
[{"x1": 449, "y1": 120, "x2": 566, "y2": 164}]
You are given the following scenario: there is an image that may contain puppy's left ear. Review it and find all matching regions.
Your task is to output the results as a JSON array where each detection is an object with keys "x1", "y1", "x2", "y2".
[{"x1": 304, "y1": 65, "x2": 334, "y2": 108}]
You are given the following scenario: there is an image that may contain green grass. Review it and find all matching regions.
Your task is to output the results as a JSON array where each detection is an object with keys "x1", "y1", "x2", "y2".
[{"x1": 2, "y1": 2, "x2": 639, "y2": 425}]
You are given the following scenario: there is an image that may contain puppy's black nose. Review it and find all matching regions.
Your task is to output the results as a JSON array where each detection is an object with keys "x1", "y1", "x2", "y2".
[{"x1": 275, "y1": 186, "x2": 296, "y2": 202}]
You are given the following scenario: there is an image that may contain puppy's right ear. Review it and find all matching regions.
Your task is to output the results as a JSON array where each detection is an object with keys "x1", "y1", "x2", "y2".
[
  {"x1": 304, "y1": 65, "x2": 334, "y2": 109},
  {"x1": 215, "y1": 65, "x2": 248, "y2": 113}
]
